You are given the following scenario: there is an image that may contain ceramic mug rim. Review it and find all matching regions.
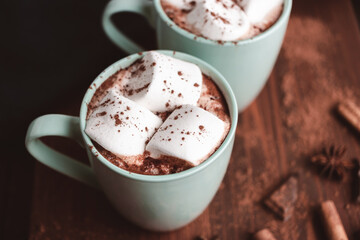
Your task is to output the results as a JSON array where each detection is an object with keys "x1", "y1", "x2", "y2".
[
  {"x1": 79, "y1": 50, "x2": 238, "y2": 183},
  {"x1": 153, "y1": 0, "x2": 292, "y2": 46}
]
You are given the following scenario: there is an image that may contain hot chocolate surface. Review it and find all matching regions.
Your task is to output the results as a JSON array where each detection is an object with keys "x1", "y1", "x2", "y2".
[{"x1": 86, "y1": 53, "x2": 230, "y2": 175}]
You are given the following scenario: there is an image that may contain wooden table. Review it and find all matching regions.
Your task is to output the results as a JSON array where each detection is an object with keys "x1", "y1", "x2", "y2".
[{"x1": 5, "y1": 0, "x2": 360, "y2": 239}]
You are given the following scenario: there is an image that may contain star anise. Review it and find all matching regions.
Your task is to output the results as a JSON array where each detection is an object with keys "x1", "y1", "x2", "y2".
[{"x1": 311, "y1": 145, "x2": 354, "y2": 180}]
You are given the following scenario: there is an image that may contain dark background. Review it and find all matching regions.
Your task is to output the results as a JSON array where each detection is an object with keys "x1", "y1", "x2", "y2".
[
  {"x1": 1, "y1": 0, "x2": 359, "y2": 239},
  {"x1": 1, "y1": 0, "x2": 157, "y2": 238}
]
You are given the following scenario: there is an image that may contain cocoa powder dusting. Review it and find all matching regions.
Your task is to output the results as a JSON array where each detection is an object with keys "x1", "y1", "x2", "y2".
[
  {"x1": 96, "y1": 111, "x2": 107, "y2": 117},
  {"x1": 160, "y1": 0, "x2": 283, "y2": 41},
  {"x1": 86, "y1": 59, "x2": 230, "y2": 176},
  {"x1": 114, "y1": 114, "x2": 122, "y2": 126},
  {"x1": 280, "y1": 17, "x2": 358, "y2": 155}
]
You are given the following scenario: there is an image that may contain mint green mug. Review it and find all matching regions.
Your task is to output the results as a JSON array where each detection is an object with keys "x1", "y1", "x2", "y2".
[
  {"x1": 25, "y1": 50, "x2": 238, "y2": 231},
  {"x1": 102, "y1": 0, "x2": 292, "y2": 111}
]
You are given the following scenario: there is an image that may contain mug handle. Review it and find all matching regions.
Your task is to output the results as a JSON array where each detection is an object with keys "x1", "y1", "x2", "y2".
[
  {"x1": 102, "y1": 0, "x2": 155, "y2": 53},
  {"x1": 25, "y1": 114, "x2": 100, "y2": 189}
]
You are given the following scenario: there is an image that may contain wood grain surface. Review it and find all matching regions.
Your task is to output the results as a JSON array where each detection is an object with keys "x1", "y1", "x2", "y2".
[{"x1": 5, "y1": 0, "x2": 360, "y2": 239}]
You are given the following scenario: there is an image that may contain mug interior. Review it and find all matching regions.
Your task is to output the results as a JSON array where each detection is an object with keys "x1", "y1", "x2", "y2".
[
  {"x1": 153, "y1": 0, "x2": 292, "y2": 46},
  {"x1": 79, "y1": 50, "x2": 238, "y2": 182}
]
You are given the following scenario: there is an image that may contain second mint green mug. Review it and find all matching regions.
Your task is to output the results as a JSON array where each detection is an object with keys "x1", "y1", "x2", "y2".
[
  {"x1": 25, "y1": 50, "x2": 238, "y2": 231},
  {"x1": 102, "y1": 0, "x2": 292, "y2": 111}
]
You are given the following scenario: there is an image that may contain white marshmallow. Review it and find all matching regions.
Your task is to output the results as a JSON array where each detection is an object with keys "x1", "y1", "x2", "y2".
[
  {"x1": 121, "y1": 51, "x2": 202, "y2": 113},
  {"x1": 238, "y1": 0, "x2": 283, "y2": 25},
  {"x1": 186, "y1": 0, "x2": 251, "y2": 41},
  {"x1": 146, "y1": 105, "x2": 226, "y2": 166},
  {"x1": 163, "y1": 0, "x2": 195, "y2": 10},
  {"x1": 85, "y1": 89, "x2": 163, "y2": 162}
]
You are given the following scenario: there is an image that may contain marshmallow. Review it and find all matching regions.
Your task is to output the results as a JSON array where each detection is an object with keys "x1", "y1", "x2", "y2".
[
  {"x1": 85, "y1": 89, "x2": 163, "y2": 163},
  {"x1": 238, "y1": 0, "x2": 283, "y2": 25},
  {"x1": 163, "y1": 0, "x2": 195, "y2": 10},
  {"x1": 146, "y1": 105, "x2": 226, "y2": 166},
  {"x1": 186, "y1": 0, "x2": 251, "y2": 41},
  {"x1": 121, "y1": 51, "x2": 203, "y2": 113}
]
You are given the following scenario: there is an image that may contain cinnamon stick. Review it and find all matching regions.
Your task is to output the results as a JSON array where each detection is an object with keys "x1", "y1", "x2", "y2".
[
  {"x1": 253, "y1": 228, "x2": 277, "y2": 240},
  {"x1": 320, "y1": 200, "x2": 348, "y2": 240},
  {"x1": 337, "y1": 100, "x2": 360, "y2": 133}
]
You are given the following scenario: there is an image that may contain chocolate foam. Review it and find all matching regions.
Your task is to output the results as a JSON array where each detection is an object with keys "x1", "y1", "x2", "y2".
[{"x1": 87, "y1": 58, "x2": 231, "y2": 175}]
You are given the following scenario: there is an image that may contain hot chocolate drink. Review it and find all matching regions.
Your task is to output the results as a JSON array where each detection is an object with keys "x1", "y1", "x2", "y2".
[
  {"x1": 85, "y1": 52, "x2": 231, "y2": 175},
  {"x1": 161, "y1": 0, "x2": 283, "y2": 41}
]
